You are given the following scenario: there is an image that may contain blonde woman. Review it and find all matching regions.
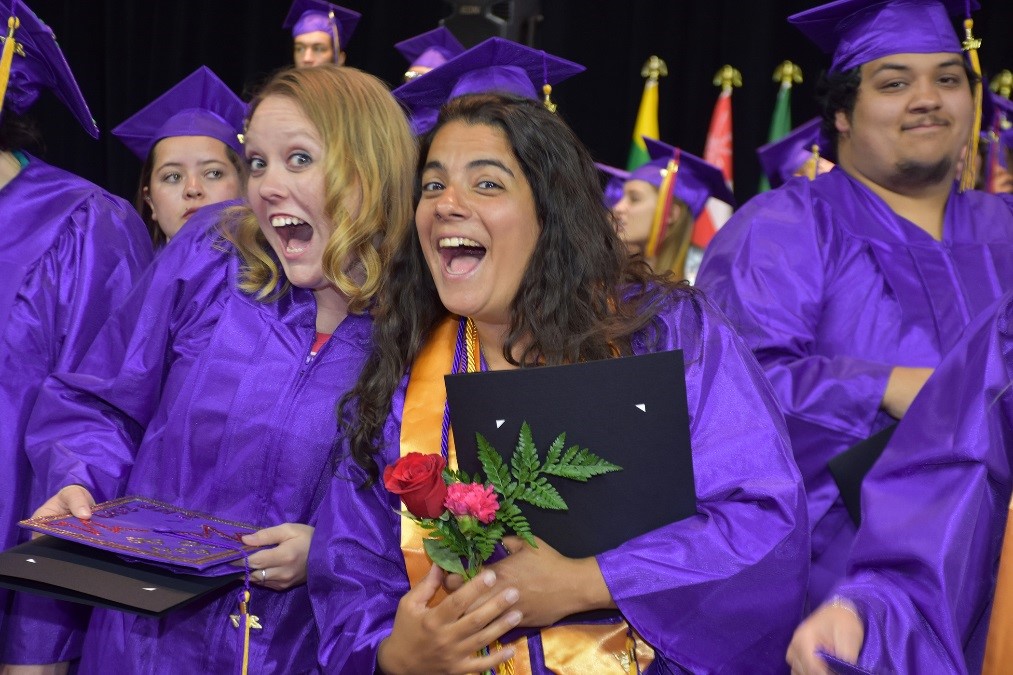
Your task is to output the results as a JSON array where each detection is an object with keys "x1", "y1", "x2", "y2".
[{"x1": 24, "y1": 65, "x2": 415, "y2": 674}]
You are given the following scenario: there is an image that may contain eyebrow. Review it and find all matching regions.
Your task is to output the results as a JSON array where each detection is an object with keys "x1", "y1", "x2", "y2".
[
  {"x1": 154, "y1": 158, "x2": 227, "y2": 171},
  {"x1": 870, "y1": 58, "x2": 964, "y2": 75},
  {"x1": 422, "y1": 158, "x2": 515, "y2": 176}
]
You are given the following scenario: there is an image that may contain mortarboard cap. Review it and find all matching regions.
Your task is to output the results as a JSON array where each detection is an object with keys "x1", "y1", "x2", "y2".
[
  {"x1": 995, "y1": 96, "x2": 1013, "y2": 151},
  {"x1": 283, "y1": 0, "x2": 360, "y2": 51},
  {"x1": 756, "y1": 118, "x2": 833, "y2": 188},
  {"x1": 595, "y1": 162, "x2": 629, "y2": 209},
  {"x1": 395, "y1": 27, "x2": 465, "y2": 71},
  {"x1": 629, "y1": 138, "x2": 735, "y2": 219},
  {"x1": 788, "y1": 0, "x2": 978, "y2": 73},
  {"x1": 392, "y1": 37, "x2": 585, "y2": 136},
  {"x1": 111, "y1": 67, "x2": 245, "y2": 161},
  {"x1": 0, "y1": 0, "x2": 97, "y2": 137}
]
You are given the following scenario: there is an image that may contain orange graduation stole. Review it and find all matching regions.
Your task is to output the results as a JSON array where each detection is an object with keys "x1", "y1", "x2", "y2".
[
  {"x1": 397, "y1": 316, "x2": 654, "y2": 674},
  {"x1": 983, "y1": 496, "x2": 1013, "y2": 674}
]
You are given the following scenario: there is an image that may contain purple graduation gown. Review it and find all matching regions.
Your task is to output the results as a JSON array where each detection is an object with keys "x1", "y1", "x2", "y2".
[
  {"x1": 832, "y1": 291, "x2": 1013, "y2": 674},
  {"x1": 0, "y1": 154, "x2": 152, "y2": 661},
  {"x1": 308, "y1": 291, "x2": 809, "y2": 673},
  {"x1": 22, "y1": 203, "x2": 371, "y2": 674},
  {"x1": 696, "y1": 169, "x2": 1013, "y2": 605}
]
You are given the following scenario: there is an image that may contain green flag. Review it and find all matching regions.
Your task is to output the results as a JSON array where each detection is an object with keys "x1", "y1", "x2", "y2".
[{"x1": 758, "y1": 82, "x2": 793, "y2": 193}]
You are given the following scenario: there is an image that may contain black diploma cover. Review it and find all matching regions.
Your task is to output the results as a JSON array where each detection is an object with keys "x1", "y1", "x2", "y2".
[{"x1": 446, "y1": 349, "x2": 697, "y2": 559}]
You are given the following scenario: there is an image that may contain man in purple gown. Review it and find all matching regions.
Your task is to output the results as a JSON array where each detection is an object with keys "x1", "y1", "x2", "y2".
[
  {"x1": 696, "y1": 0, "x2": 1013, "y2": 608},
  {"x1": 788, "y1": 291, "x2": 1013, "y2": 673},
  {"x1": 0, "y1": 0, "x2": 152, "y2": 663}
]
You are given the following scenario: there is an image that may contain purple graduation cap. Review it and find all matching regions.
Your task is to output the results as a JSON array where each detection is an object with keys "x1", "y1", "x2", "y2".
[
  {"x1": 595, "y1": 162, "x2": 630, "y2": 209},
  {"x1": 630, "y1": 138, "x2": 735, "y2": 219},
  {"x1": 0, "y1": 0, "x2": 97, "y2": 137},
  {"x1": 392, "y1": 37, "x2": 585, "y2": 136},
  {"x1": 111, "y1": 66, "x2": 244, "y2": 161},
  {"x1": 395, "y1": 27, "x2": 465, "y2": 73},
  {"x1": 283, "y1": 0, "x2": 360, "y2": 52},
  {"x1": 756, "y1": 118, "x2": 834, "y2": 188},
  {"x1": 788, "y1": 0, "x2": 978, "y2": 73}
]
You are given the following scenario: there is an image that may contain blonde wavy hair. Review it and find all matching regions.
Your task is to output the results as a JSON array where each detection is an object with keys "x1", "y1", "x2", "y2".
[{"x1": 222, "y1": 65, "x2": 416, "y2": 314}]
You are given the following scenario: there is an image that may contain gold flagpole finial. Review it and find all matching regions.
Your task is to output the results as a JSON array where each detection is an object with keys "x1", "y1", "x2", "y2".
[
  {"x1": 712, "y1": 65, "x2": 742, "y2": 91},
  {"x1": 991, "y1": 70, "x2": 1013, "y2": 100},
  {"x1": 772, "y1": 60, "x2": 803, "y2": 88},
  {"x1": 640, "y1": 56, "x2": 668, "y2": 82}
]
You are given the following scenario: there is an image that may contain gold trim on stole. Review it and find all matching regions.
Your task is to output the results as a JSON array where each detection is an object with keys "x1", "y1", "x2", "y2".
[{"x1": 397, "y1": 316, "x2": 654, "y2": 673}]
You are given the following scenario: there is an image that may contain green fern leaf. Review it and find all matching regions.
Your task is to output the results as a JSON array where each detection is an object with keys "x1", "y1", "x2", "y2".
[
  {"x1": 542, "y1": 445, "x2": 622, "y2": 482},
  {"x1": 517, "y1": 481, "x2": 567, "y2": 510},
  {"x1": 543, "y1": 433, "x2": 565, "y2": 469},
  {"x1": 476, "y1": 433, "x2": 512, "y2": 492},
  {"x1": 509, "y1": 421, "x2": 540, "y2": 483}
]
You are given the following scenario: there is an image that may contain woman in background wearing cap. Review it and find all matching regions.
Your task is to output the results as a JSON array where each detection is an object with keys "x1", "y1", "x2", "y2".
[
  {"x1": 612, "y1": 139, "x2": 733, "y2": 283},
  {"x1": 309, "y1": 92, "x2": 807, "y2": 674},
  {"x1": 0, "y1": 0, "x2": 152, "y2": 668},
  {"x1": 23, "y1": 65, "x2": 414, "y2": 674},
  {"x1": 113, "y1": 67, "x2": 245, "y2": 249}
]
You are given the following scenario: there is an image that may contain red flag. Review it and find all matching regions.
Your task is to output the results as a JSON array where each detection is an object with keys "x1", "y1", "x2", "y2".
[{"x1": 693, "y1": 86, "x2": 734, "y2": 248}]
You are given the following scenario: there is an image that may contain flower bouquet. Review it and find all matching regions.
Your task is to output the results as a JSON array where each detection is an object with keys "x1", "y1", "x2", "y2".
[{"x1": 384, "y1": 422, "x2": 621, "y2": 579}]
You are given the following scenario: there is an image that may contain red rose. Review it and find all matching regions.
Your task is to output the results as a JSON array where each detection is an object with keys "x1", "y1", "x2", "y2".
[{"x1": 383, "y1": 452, "x2": 448, "y2": 519}]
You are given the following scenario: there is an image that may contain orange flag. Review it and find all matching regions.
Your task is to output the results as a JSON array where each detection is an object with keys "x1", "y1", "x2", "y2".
[{"x1": 693, "y1": 66, "x2": 739, "y2": 248}]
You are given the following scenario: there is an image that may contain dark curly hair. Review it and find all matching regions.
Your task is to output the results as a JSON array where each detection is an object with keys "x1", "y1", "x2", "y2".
[
  {"x1": 0, "y1": 108, "x2": 42, "y2": 153},
  {"x1": 341, "y1": 92, "x2": 689, "y2": 481}
]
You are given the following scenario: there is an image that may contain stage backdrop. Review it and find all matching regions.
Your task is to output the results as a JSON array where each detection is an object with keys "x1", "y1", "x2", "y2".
[{"x1": 26, "y1": 0, "x2": 1013, "y2": 206}]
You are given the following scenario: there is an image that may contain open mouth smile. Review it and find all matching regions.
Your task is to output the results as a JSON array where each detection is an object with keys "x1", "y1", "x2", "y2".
[
  {"x1": 272, "y1": 215, "x2": 314, "y2": 256},
  {"x1": 438, "y1": 236, "x2": 487, "y2": 276}
]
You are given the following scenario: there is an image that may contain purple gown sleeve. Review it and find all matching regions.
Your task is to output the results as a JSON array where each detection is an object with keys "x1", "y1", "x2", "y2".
[
  {"x1": 596, "y1": 292, "x2": 809, "y2": 671},
  {"x1": 1, "y1": 188, "x2": 152, "y2": 664},
  {"x1": 26, "y1": 210, "x2": 226, "y2": 505},
  {"x1": 833, "y1": 293, "x2": 1013, "y2": 673},
  {"x1": 309, "y1": 387, "x2": 410, "y2": 674},
  {"x1": 696, "y1": 186, "x2": 893, "y2": 470}
]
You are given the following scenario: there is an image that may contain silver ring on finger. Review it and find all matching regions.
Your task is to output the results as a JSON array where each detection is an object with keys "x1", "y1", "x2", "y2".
[{"x1": 260, "y1": 568, "x2": 268, "y2": 582}]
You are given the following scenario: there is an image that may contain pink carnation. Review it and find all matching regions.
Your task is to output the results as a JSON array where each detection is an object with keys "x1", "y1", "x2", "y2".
[{"x1": 443, "y1": 483, "x2": 499, "y2": 524}]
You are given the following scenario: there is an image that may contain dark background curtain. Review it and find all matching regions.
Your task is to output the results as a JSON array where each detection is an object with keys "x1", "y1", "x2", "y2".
[{"x1": 26, "y1": 0, "x2": 1013, "y2": 207}]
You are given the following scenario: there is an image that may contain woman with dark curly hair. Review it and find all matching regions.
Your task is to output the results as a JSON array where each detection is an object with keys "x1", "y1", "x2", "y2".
[
  {"x1": 309, "y1": 92, "x2": 809, "y2": 674},
  {"x1": 24, "y1": 65, "x2": 416, "y2": 673}
]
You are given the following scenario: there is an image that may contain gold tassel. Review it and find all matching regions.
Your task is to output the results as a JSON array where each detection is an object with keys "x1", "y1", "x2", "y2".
[
  {"x1": 959, "y1": 17, "x2": 983, "y2": 192},
  {"x1": 239, "y1": 590, "x2": 253, "y2": 675},
  {"x1": 542, "y1": 83, "x2": 556, "y2": 114},
  {"x1": 808, "y1": 143, "x2": 821, "y2": 181},
  {"x1": 645, "y1": 157, "x2": 678, "y2": 258},
  {"x1": 0, "y1": 16, "x2": 22, "y2": 110}
]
